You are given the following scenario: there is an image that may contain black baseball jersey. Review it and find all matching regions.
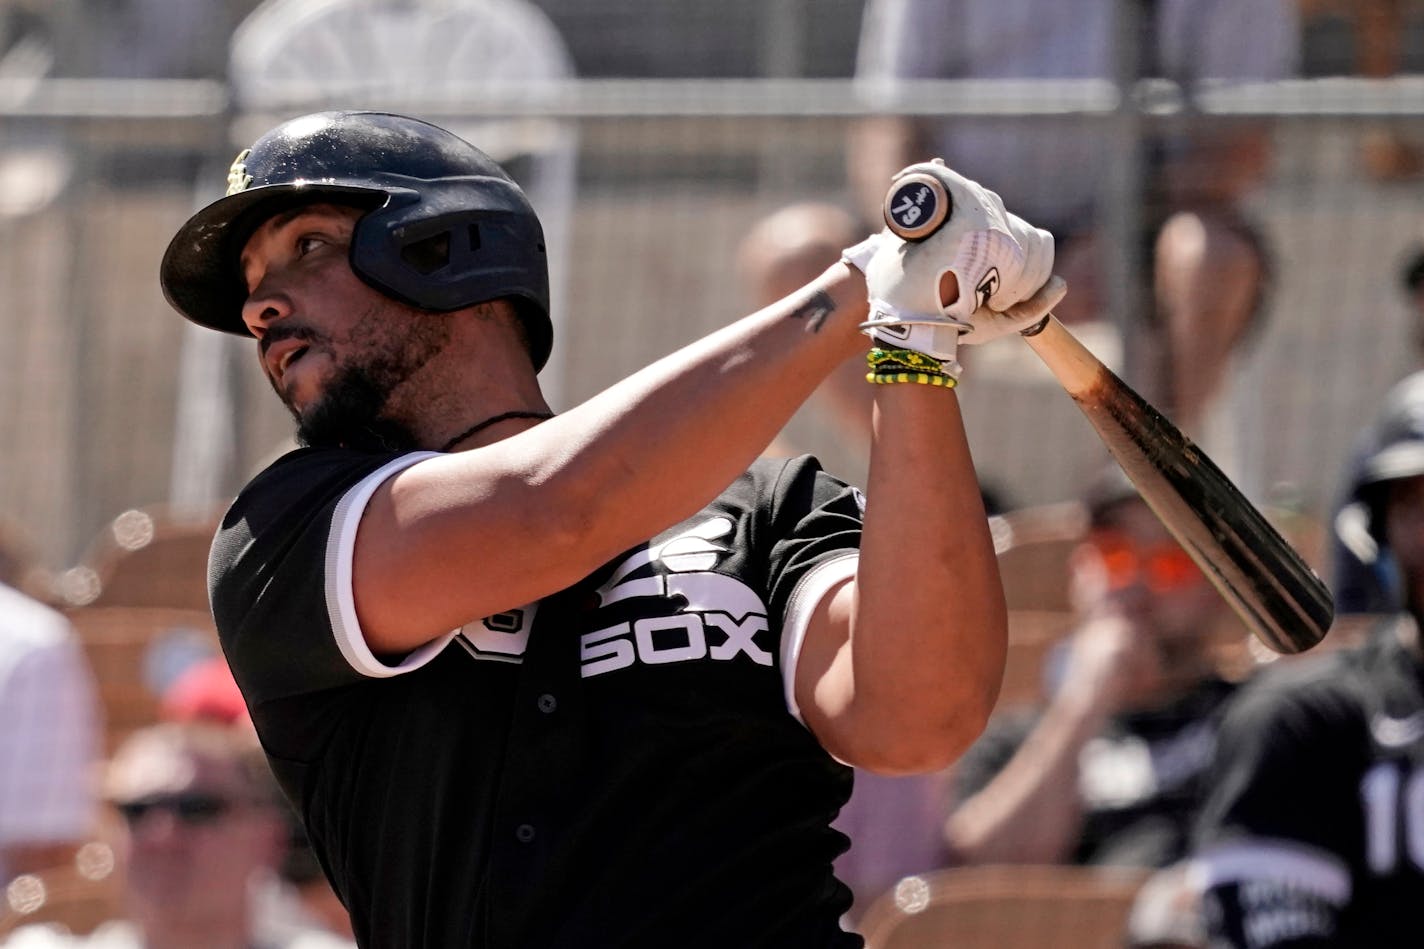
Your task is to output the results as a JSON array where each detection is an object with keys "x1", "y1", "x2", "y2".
[
  {"x1": 952, "y1": 676, "x2": 1237, "y2": 867},
  {"x1": 209, "y1": 447, "x2": 869, "y2": 948},
  {"x1": 1191, "y1": 617, "x2": 1424, "y2": 947}
]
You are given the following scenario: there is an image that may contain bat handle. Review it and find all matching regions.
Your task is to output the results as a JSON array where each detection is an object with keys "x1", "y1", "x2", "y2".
[
  {"x1": 883, "y1": 170, "x2": 1057, "y2": 344},
  {"x1": 883, "y1": 171, "x2": 951, "y2": 241},
  {"x1": 1017, "y1": 315, "x2": 1101, "y2": 397}
]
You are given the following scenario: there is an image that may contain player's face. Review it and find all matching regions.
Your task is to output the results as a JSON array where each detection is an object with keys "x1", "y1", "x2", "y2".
[
  {"x1": 107, "y1": 748, "x2": 282, "y2": 928},
  {"x1": 239, "y1": 203, "x2": 449, "y2": 450},
  {"x1": 1074, "y1": 500, "x2": 1219, "y2": 648},
  {"x1": 1384, "y1": 475, "x2": 1424, "y2": 586}
]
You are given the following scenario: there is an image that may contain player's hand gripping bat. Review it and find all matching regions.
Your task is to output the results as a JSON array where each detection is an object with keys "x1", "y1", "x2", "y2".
[{"x1": 882, "y1": 172, "x2": 1332, "y2": 654}]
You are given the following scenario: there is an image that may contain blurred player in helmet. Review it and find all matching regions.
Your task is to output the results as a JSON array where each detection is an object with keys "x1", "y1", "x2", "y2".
[
  {"x1": 1189, "y1": 369, "x2": 1424, "y2": 948},
  {"x1": 159, "y1": 110, "x2": 1064, "y2": 945}
]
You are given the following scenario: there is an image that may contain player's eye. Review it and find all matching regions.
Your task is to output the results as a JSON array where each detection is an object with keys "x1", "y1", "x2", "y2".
[{"x1": 295, "y1": 234, "x2": 326, "y2": 257}]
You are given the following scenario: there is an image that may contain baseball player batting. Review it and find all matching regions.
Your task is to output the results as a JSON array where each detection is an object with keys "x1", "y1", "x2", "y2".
[{"x1": 159, "y1": 111, "x2": 1062, "y2": 946}]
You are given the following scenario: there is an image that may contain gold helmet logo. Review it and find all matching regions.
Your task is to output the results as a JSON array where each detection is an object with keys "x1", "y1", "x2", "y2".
[{"x1": 225, "y1": 149, "x2": 253, "y2": 196}]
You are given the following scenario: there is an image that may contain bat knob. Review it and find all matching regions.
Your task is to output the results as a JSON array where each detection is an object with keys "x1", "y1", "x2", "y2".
[{"x1": 883, "y1": 171, "x2": 950, "y2": 241}]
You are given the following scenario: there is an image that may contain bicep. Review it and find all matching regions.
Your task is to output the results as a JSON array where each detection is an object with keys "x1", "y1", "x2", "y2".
[
  {"x1": 791, "y1": 576, "x2": 859, "y2": 760},
  {"x1": 351, "y1": 451, "x2": 600, "y2": 655}
]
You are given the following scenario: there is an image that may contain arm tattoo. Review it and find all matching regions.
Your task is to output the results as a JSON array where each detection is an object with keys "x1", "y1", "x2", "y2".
[{"x1": 787, "y1": 289, "x2": 836, "y2": 333}]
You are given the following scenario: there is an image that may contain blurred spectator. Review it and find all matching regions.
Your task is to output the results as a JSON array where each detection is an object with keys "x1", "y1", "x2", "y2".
[
  {"x1": 943, "y1": 469, "x2": 1238, "y2": 869},
  {"x1": 0, "y1": 578, "x2": 100, "y2": 886},
  {"x1": 853, "y1": 0, "x2": 1298, "y2": 436},
  {"x1": 158, "y1": 655, "x2": 250, "y2": 728},
  {"x1": 1189, "y1": 374, "x2": 1424, "y2": 946},
  {"x1": 0, "y1": 0, "x2": 71, "y2": 217},
  {"x1": 155, "y1": 657, "x2": 355, "y2": 944},
  {"x1": 1400, "y1": 247, "x2": 1424, "y2": 360},
  {"x1": 4, "y1": 721, "x2": 350, "y2": 948},
  {"x1": 1330, "y1": 370, "x2": 1424, "y2": 615},
  {"x1": 735, "y1": 202, "x2": 875, "y2": 460},
  {"x1": 1300, "y1": 0, "x2": 1424, "y2": 179}
]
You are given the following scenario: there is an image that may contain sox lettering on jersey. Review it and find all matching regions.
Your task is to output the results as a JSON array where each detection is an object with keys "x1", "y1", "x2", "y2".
[
  {"x1": 456, "y1": 516, "x2": 777, "y2": 676},
  {"x1": 581, "y1": 516, "x2": 773, "y2": 678}
]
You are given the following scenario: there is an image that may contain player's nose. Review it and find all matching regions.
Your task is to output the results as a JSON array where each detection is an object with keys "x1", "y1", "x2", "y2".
[{"x1": 241, "y1": 281, "x2": 294, "y2": 340}]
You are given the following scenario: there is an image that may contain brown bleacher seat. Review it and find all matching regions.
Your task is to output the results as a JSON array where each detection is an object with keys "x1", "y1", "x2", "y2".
[
  {"x1": 0, "y1": 844, "x2": 123, "y2": 938},
  {"x1": 59, "y1": 504, "x2": 222, "y2": 612},
  {"x1": 64, "y1": 605, "x2": 219, "y2": 756},
  {"x1": 858, "y1": 864, "x2": 1149, "y2": 949},
  {"x1": 992, "y1": 502, "x2": 1089, "y2": 613}
]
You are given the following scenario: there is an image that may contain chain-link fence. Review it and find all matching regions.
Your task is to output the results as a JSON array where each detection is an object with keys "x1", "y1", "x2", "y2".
[{"x1": 2, "y1": 2, "x2": 1423, "y2": 588}]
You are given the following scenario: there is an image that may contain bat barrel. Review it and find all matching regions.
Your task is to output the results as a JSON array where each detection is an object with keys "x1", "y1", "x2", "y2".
[{"x1": 1024, "y1": 319, "x2": 1333, "y2": 654}]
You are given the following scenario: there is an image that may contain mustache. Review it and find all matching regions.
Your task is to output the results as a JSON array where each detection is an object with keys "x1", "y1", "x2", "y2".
[{"x1": 258, "y1": 323, "x2": 324, "y2": 362}]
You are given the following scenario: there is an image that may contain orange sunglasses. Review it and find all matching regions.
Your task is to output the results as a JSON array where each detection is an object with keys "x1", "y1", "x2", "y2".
[{"x1": 1086, "y1": 530, "x2": 1203, "y2": 593}]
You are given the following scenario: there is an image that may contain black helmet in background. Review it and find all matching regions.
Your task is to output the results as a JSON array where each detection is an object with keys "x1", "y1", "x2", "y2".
[
  {"x1": 1357, "y1": 372, "x2": 1424, "y2": 501},
  {"x1": 160, "y1": 111, "x2": 552, "y2": 371},
  {"x1": 1333, "y1": 371, "x2": 1424, "y2": 612}
]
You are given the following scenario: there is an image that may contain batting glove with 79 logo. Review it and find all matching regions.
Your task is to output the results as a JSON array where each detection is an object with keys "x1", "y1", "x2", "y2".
[{"x1": 842, "y1": 159, "x2": 1064, "y2": 365}]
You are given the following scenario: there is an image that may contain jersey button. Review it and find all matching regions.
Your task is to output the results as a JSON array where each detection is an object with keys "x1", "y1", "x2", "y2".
[
  {"x1": 536, "y1": 693, "x2": 558, "y2": 714},
  {"x1": 515, "y1": 823, "x2": 536, "y2": 844}
]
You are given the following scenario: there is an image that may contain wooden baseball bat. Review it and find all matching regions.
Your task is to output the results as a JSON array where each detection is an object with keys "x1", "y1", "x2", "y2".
[{"x1": 883, "y1": 173, "x2": 1332, "y2": 654}]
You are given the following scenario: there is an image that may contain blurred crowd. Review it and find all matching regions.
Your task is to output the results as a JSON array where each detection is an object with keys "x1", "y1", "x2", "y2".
[{"x1": 4, "y1": 0, "x2": 1424, "y2": 947}]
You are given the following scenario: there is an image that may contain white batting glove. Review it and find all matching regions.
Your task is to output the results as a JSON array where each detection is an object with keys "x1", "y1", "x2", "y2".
[
  {"x1": 842, "y1": 159, "x2": 1061, "y2": 362},
  {"x1": 842, "y1": 229, "x2": 966, "y2": 367}
]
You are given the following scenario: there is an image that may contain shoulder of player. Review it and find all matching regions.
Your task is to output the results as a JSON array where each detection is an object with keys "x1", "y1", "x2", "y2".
[
  {"x1": 209, "y1": 448, "x2": 419, "y2": 596},
  {"x1": 221, "y1": 447, "x2": 421, "y2": 529},
  {"x1": 243, "y1": 445, "x2": 404, "y2": 495},
  {"x1": 1225, "y1": 647, "x2": 1371, "y2": 735}
]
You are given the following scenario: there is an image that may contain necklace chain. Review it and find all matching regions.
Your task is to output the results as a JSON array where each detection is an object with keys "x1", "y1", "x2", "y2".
[{"x1": 439, "y1": 410, "x2": 554, "y2": 452}]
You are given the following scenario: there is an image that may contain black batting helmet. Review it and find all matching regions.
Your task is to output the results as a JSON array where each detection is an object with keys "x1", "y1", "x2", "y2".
[
  {"x1": 1340, "y1": 371, "x2": 1424, "y2": 551},
  {"x1": 160, "y1": 111, "x2": 552, "y2": 370}
]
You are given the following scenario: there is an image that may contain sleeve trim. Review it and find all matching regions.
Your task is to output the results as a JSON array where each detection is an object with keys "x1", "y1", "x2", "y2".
[
  {"x1": 324, "y1": 452, "x2": 460, "y2": 678},
  {"x1": 1189, "y1": 838, "x2": 1352, "y2": 905},
  {"x1": 780, "y1": 552, "x2": 859, "y2": 724}
]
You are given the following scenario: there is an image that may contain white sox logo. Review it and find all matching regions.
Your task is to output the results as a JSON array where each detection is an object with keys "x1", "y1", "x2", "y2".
[
  {"x1": 456, "y1": 602, "x2": 539, "y2": 663},
  {"x1": 580, "y1": 516, "x2": 773, "y2": 678},
  {"x1": 452, "y1": 517, "x2": 774, "y2": 675},
  {"x1": 226, "y1": 148, "x2": 253, "y2": 196}
]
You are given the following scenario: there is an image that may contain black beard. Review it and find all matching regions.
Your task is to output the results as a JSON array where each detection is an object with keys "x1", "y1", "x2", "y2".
[{"x1": 294, "y1": 362, "x2": 422, "y2": 452}]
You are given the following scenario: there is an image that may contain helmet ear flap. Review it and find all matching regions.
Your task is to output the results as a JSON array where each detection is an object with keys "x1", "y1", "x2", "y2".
[{"x1": 348, "y1": 177, "x2": 552, "y2": 369}]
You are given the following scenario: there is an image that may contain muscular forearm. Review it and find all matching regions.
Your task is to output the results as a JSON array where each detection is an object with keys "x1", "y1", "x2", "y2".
[
  {"x1": 799, "y1": 386, "x2": 1006, "y2": 774},
  {"x1": 795, "y1": 163, "x2": 1063, "y2": 774},
  {"x1": 357, "y1": 265, "x2": 871, "y2": 648},
  {"x1": 943, "y1": 691, "x2": 1109, "y2": 864},
  {"x1": 859, "y1": 388, "x2": 1006, "y2": 768}
]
